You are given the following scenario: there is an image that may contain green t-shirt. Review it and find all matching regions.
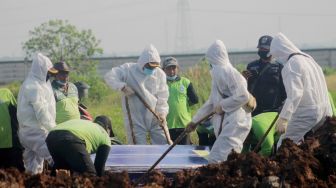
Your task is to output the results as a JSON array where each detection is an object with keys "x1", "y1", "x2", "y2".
[
  {"x1": 167, "y1": 77, "x2": 191, "y2": 129},
  {"x1": 51, "y1": 119, "x2": 111, "y2": 153},
  {"x1": 52, "y1": 82, "x2": 81, "y2": 124},
  {"x1": 0, "y1": 88, "x2": 16, "y2": 148},
  {"x1": 250, "y1": 112, "x2": 279, "y2": 156}
]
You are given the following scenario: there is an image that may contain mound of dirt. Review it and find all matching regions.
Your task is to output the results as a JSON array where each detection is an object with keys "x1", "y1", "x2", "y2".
[{"x1": 0, "y1": 117, "x2": 335, "y2": 187}]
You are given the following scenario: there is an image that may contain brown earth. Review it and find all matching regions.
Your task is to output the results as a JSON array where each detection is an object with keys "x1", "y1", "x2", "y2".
[{"x1": 1, "y1": 117, "x2": 336, "y2": 187}]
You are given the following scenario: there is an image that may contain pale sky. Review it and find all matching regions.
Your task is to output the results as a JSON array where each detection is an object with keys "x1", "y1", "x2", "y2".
[{"x1": 1, "y1": 0, "x2": 336, "y2": 58}]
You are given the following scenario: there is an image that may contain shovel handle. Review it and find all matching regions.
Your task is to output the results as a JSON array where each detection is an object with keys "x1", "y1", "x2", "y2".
[
  {"x1": 125, "y1": 96, "x2": 136, "y2": 144},
  {"x1": 253, "y1": 114, "x2": 279, "y2": 153},
  {"x1": 133, "y1": 111, "x2": 215, "y2": 186},
  {"x1": 133, "y1": 91, "x2": 171, "y2": 144}
]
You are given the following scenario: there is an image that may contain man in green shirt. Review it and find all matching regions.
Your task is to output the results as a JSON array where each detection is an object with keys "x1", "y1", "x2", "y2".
[
  {"x1": 46, "y1": 116, "x2": 111, "y2": 176},
  {"x1": 0, "y1": 88, "x2": 24, "y2": 171},
  {"x1": 162, "y1": 57, "x2": 199, "y2": 144},
  {"x1": 51, "y1": 61, "x2": 81, "y2": 124},
  {"x1": 243, "y1": 112, "x2": 279, "y2": 156}
]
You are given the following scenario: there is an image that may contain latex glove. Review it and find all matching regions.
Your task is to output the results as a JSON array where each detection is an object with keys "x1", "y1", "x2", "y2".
[
  {"x1": 275, "y1": 118, "x2": 288, "y2": 134},
  {"x1": 214, "y1": 105, "x2": 224, "y2": 115},
  {"x1": 185, "y1": 122, "x2": 197, "y2": 133},
  {"x1": 121, "y1": 85, "x2": 134, "y2": 96},
  {"x1": 242, "y1": 94, "x2": 257, "y2": 113}
]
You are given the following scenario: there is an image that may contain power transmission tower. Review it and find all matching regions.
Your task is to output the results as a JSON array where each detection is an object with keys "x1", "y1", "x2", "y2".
[{"x1": 175, "y1": 0, "x2": 193, "y2": 54}]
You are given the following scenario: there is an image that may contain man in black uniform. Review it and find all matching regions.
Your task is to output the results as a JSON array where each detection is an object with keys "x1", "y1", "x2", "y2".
[{"x1": 242, "y1": 35, "x2": 286, "y2": 116}]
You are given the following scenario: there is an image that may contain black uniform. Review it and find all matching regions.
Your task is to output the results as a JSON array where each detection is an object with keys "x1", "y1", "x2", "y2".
[{"x1": 246, "y1": 59, "x2": 286, "y2": 116}]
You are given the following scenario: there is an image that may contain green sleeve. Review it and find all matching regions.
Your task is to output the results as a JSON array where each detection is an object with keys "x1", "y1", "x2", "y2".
[
  {"x1": 251, "y1": 112, "x2": 278, "y2": 156},
  {"x1": 328, "y1": 92, "x2": 336, "y2": 116}
]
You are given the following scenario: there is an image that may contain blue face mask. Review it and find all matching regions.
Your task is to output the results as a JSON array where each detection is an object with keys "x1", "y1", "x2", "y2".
[
  {"x1": 167, "y1": 75, "x2": 177, "y2": 81},
  {"x1": 143, "y1": 67, "x2": 155, "y2": 76}
]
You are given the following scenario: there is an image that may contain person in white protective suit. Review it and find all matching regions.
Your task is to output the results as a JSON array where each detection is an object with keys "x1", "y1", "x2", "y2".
[
  {"x1": 104, "y1": 44, "x2": 172, "y2": 145},
  {"x1": 17, "y1": 53, "x2": 58, "y2": 174},
  {"x1": 186, "y1": 40, "x2": 254, "y2": 164},
  {"x1": 270, "y1": 33, "x2": 332, "y2": 147}
]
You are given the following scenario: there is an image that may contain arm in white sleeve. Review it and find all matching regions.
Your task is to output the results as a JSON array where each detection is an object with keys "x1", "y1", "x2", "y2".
[
  {"x1": 155, "y1": 73, "x2": 169, "y2": 116},
  {"x1": 220, "y1": 72, "x2": 249, "y2": 113},
  {"x1": 104, "y1": 65, "x2": 128, "y2": 91},
  {"x1": 27, "y1": 87, "x2": 56, "y2": 130},
  {"x1": 279, "y1": 65, "x2": 303, "y2": 120}
]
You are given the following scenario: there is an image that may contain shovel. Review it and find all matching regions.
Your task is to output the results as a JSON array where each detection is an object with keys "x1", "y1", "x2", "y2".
[
  {"x1": 125, "y1": 96, "x2": 136, "y2": 144},
  {"x1": 133, "y1": 111, "x2": 216, "y2": 186},
  {"x1": 133, "y1": 91, "x2": 172, "y2": 144},
  {"x1": 253, "y1": 113, "x2": 279, "y2": 153}
]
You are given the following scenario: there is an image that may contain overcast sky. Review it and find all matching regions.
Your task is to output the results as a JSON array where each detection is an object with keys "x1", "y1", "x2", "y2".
[{"x1": 1, "y1": 0, "x2": 336, "y2": 58}]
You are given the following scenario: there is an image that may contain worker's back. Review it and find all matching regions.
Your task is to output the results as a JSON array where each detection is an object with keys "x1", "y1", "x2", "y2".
[
  {"x1": 284, "y1": 55, "x2": 332, "y2": 117},
  {"x1": 52, "y1": 119, "x2": 111, "y2": 153}
]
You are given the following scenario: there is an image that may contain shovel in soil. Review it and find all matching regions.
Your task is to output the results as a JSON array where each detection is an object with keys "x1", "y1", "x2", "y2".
[
  {"x1": 133, "y1": 111, "x2": 216, "y2": 186},
  {"x1": 253, "y1": 113, "x2": 279, "y2": 153},
  {"x1": 133, "y1": 90, "x2": 172, "y2": 144}
]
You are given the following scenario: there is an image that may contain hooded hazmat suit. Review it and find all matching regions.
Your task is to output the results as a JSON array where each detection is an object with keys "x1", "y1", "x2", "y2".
[
  {"x1": 270, "y1": 33, "x2": 332, "y2": 147},
  {"x1": 104, "y1": 44, "x2": 171, "y2": 144},
  {"x1": 192, "y1": 40, "x2": 252, "y2": 163},
  {"x1": 17, "y1": 53, "x2": 56, "y2": 174}
]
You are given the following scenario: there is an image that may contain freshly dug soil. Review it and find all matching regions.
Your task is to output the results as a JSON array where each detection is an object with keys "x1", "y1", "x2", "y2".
[{"x1": 1, "y1": 117, "x2": 336, "y2": 187}]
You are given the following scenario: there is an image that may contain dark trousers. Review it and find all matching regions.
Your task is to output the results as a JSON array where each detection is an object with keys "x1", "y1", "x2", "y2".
[
  {"x1": 169, "y1": 128, "x2": 189, "y2": 145},
  {"x1": 197, "y1": 132, "x2": 216, "y2": 147},
  {"x1": 46, "y1": 131, "x2": 96, "y2": 176},
  {"x1": 0, "y1": 147, "x2": 24, "y2": 171}
]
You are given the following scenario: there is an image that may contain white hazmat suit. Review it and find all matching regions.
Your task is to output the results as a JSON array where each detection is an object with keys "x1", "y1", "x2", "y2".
[
  {"x1": 192, "y1": 40, "x2": 252, "y2": 163},
  {"x1": 17, "y1": 53, "x2": 56, "y2": 174},
  {"x1": 104, "y1": 44, "x2": 171, "y2": 145},
  {"x1": 270, "y1": 33, "x2": 332, "y2": 147}
]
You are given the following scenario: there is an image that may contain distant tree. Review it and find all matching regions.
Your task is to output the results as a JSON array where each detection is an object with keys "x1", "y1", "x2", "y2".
[{"x1": 22, "y1": 19, "x2": 103, "y2": 74}]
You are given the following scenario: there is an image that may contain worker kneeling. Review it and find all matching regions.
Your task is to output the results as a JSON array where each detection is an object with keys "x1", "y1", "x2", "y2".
[{"x1": 46, "y1": 116, "x2": 111, "y2": 176}]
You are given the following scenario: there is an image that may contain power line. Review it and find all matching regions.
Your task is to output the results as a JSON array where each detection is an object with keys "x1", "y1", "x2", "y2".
[{"x1": 191, "y1": 9, "x2": 336, "y2": 17}]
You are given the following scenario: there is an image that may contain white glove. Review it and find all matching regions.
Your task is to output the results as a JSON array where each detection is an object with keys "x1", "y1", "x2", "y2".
[
  {"x1": 275, "y1": 117, "x2": 288, "y2": 134},
  {"x1": 121, "y1": 85, "x2": 134, "y2": 96},
  {"x1": 242, "y1": 94, "x2": 257, "y2": 113},
  {"x1": 214, "y1": 105, "x2": 224, "y2": 115}
]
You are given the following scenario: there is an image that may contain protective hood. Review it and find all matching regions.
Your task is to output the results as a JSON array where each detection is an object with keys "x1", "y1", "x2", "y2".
[
  {"x1": 206, "y1": 40, "x2": 230, "y2": 66},
  {"x1": 270, "y1": 33, "x2": 302, "y2": 64},
  {"x1": 137, "y1": 44, "x2": 161, "y2": 70},
  {"x1": 29, "y1": 53, "x2": 54, "y2": 82}
]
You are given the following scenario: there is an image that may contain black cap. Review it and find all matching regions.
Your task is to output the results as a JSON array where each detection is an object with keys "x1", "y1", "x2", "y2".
[
  {"x1": 257, "y1": 35, "x2": 273, "y2": 50},
  {"x1": 54, "y1": 61, "x2": 71, "y2": 72},
  {"x1": 94, "y1": 115, "x2": 113, "y2": 137}
]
